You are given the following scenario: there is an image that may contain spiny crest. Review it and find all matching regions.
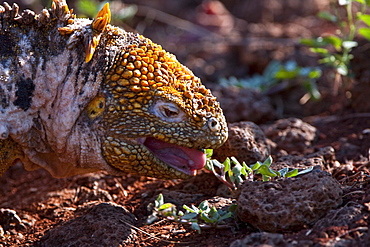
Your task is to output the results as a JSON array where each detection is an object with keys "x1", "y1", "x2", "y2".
[
  {"x1": 50, "y1": 0, "x2": 75, "y2": 22},
  {"x1": 85, "y1": 3, "x2": 111, "y2": 62},
  {"x1": 57, "y1": 2, "x2": 111, "y2": 63},
  {"x1": 0, "y1": 2, "x2": 19, "y2": 19},
  {"x1": 0, "y1": 0, "x2": 75, "y2": 25}
]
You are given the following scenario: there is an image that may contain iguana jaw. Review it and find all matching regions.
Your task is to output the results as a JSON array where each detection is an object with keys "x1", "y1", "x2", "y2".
[{"x1": 137, "y1": 137, "x2": 206, "y2": 176}]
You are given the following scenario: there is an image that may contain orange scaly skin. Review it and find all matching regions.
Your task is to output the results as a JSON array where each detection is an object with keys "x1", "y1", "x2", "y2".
[{"x1": 0, "y1": 1, "x2": 228, "y2": 179}]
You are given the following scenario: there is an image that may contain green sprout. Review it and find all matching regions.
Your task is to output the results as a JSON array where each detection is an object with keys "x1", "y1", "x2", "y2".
[
  {"x1": 147, "y1": 194, "x2": 237, "y2": 233},
  {"x1": 204, "y1": 149, "x2": 314, "y2": 190},
  {"x1": 147, "y1": 152, "x2": 314, "y2": 234},
  {"x1": 301, "y1": 0, "x2": 370, "y2": 81},
  {"x1": 219, "y1": 60, "x2": 322, "y2": 103}
]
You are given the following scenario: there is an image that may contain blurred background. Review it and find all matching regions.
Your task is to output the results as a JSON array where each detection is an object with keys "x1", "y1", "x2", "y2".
[{"x1": 11, "y1": 0, "x2": 370, "y2": 123}]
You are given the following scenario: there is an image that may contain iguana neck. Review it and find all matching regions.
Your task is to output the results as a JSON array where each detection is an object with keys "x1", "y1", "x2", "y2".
[{"x1": 0, "y1": 13, "x2": 111, "y2": 176}]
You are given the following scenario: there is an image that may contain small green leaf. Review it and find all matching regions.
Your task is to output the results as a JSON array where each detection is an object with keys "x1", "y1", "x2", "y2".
[
  {"x1": 230, "y1": 156, "x2": 241, "y2": 165},
  {"x1": 228, "y1": 204, "x2": 238, "y2": 213},
  {"x1": 262, "y1": 156, "x2": 273, "y2": 167},
  {"x1": 234, "y1": 176, "x2": 243, "y2": 184},
  {"x1": 257, "y1": 164, "x2": 278, "y2": 177},
  {"x1": 183, "y1": 205, "x2": 196, "y2": 213},
  {"x1": 304, "y1": 80, "x2": 321, "y2": 100},
  {"x1": 191, "y1": 205, "x2": 200, "y2": 213},
  {"x1": 243, "y1": 162, "x2": 253, "y2": 174},
  {"x1": 209, "y1": 207, "x2": 219, "y2": 218},
  {"x1": 217, "y1": 212, "x2": 233, "y2": 222},
  {"x1": 205, "y1": 149, "x2": 213, "y2": 159},
  {"x1": 155, "y1": 194, "x2": 164, "y2": 208},
  {"x1": 229, "y1": 174, "x2": 236, "y2": 183},
  {"x1": 318, "y1": 11, "x2": 338, "y2": 22},
  {"x1": 297, "y1": 166, "x2": 314, "y2": 175},
  {"x1": 198, "y1": 201, "x2": 210, "y2": 211},
  {"x1": 308, "y1": 69, "x2": 322, "y2": 79},
  {"x1": 181, "y1": 212, "x2": 198, "y2": 220},
  {"x1": 212, "y1": 159, "x2": 224, "y2": 169},
  {"x1": 322, "y1": 36, "x2": 342, "y2": 50},
  {"x1": 300, "y1": 38, "x2": 315, "y2": 46},
  {"x1": 319, "y1": 55, "x2": 336, "y2": 64},
  {"x1": 358, "y1": 14, "x2": 370, "y2": 26},
  {"x1": 205, "y1": 160, "x2": 214, "y2": 172},
  {"x1": 285, "y1": 169, "x2": 299, "y2": 177},
  {"x1": 191, "y1": 222, "x2": 201, "y2": 232},
  {"x1": 336, "y1": 63, "x2": 349, "y2": 76},
  {"x1": 278, "y1": 167, "x2": 289, "y2": 177},
  {"x1": 240, "y1": 164, "x2": 247, "y2": 176},
  {"x1": 158, "y1": 203, "x2": 175, "y2": 211},
  {"x1": 232, "y1": 163, "x2": 243, "y2": 176},
  {"x1": 274, "y1": 70, "x2": 298, "y2": 80},
  {"x1": 300, "y1": 37, "x2": 333, "y2": 48},
  {"x1": 250, "y1": 162, "x2": 261, "y2": 171},
  {"x1": 358, "y1": 27, "x2": 370, "y2": 41},
  {"x1": 223, "y1": 158, "x2": 231, "y2": 172},
  {"x1": 200, "y1": 212, "x2": 213, "y2": 223},
  {"x1": 309, "y1": 47, "x2": 330, "y2": 55},
  {"x1": 262, "y1": 174, "x2": 270, "y2": 181}
]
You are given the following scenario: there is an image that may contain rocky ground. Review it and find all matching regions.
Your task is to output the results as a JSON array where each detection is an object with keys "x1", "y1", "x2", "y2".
[{"x1": 1, "y1": 0, "x2": 370, "y2": 246}]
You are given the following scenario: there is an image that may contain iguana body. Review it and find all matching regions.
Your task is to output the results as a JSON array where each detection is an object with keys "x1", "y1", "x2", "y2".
[{"x1": 0, "y1": 1, "x2": 227, "y2": 179}]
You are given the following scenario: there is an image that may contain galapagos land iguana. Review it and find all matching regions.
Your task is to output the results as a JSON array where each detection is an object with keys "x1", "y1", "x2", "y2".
[{"x1": 0, "y1": 0, "x2": 228, "y2": 179}]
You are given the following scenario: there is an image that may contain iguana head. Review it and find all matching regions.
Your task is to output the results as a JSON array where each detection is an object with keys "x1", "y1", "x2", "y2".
[
  {"x1": 87, "y1": 37, "x2": 228, "y2": 179},
  {"x1": 63, "y1": 4, "x2": 225, "y2": 179}
]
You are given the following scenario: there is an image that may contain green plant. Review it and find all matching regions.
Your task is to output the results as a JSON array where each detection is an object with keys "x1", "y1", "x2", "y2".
[
  {"x1": 218, "y1": 60, "x2": 322, "y2": 103},
  {"x1": 204, "y1": 149, "x2": 314, "y2": 190},
  {"x1": 146, "y1": 194, "x2": 237, "y2": 233},
  {"x1": 301, "y1": 0, "x2": 370, "y2": 81},
  {"x1": 147, "y1": 152, "x2": 314, "y2": 233},
  {"x1": 274, "y1": 60, "x2": 322, "y2": 103}
]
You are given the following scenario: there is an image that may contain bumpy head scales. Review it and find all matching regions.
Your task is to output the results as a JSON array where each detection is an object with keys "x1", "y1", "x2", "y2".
[{"x1": 95, "y1": 35, "x2": 228, "y2": 179}]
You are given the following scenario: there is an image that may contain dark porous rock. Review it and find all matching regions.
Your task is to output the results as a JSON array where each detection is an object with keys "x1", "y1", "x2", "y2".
[
  {"x1": 237, "y1": 169, "x2": 343, "y2": 232},
  {"x1": 312, "y1": 205, "x2": 364, "y2": 234},
  {"x1": 37, "y1": 202, "x2": 137, "y2": 246},
  {"x1": 263, "y1": 118, "x2": 317, "y2": 153},
  {"x1": 230, "y1": 232, "x2": 290, "y2": 247},
  {"x1": 213, "y1": 121, "x2": 270, "y2": 164}
]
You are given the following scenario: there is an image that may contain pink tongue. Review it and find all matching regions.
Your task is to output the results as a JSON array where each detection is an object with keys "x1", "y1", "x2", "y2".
[{"x1": 143, "y1": 137, "x2": 206, "y2": 175}]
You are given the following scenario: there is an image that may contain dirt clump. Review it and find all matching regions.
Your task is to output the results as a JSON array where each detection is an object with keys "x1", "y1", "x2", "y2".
[{"x1": 237, "y1": 168, "x2": 343, "y2": 232}]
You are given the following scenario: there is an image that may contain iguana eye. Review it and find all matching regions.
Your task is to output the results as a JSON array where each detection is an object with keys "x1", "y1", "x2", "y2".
[
  {"x1": 151, "y1": 100, "x2": 185, "y2": 122},
  {"x1": 163, "y1": 106, "x2": 178, "y2": 117},
  {"x1": 207, "y1": 117, "x2": 221, "y2": 132}
]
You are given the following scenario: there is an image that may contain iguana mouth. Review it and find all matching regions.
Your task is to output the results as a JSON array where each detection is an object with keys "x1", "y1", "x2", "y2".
[{"x1": 137, "y1": 137, "x2": 206, "y2": 176}]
